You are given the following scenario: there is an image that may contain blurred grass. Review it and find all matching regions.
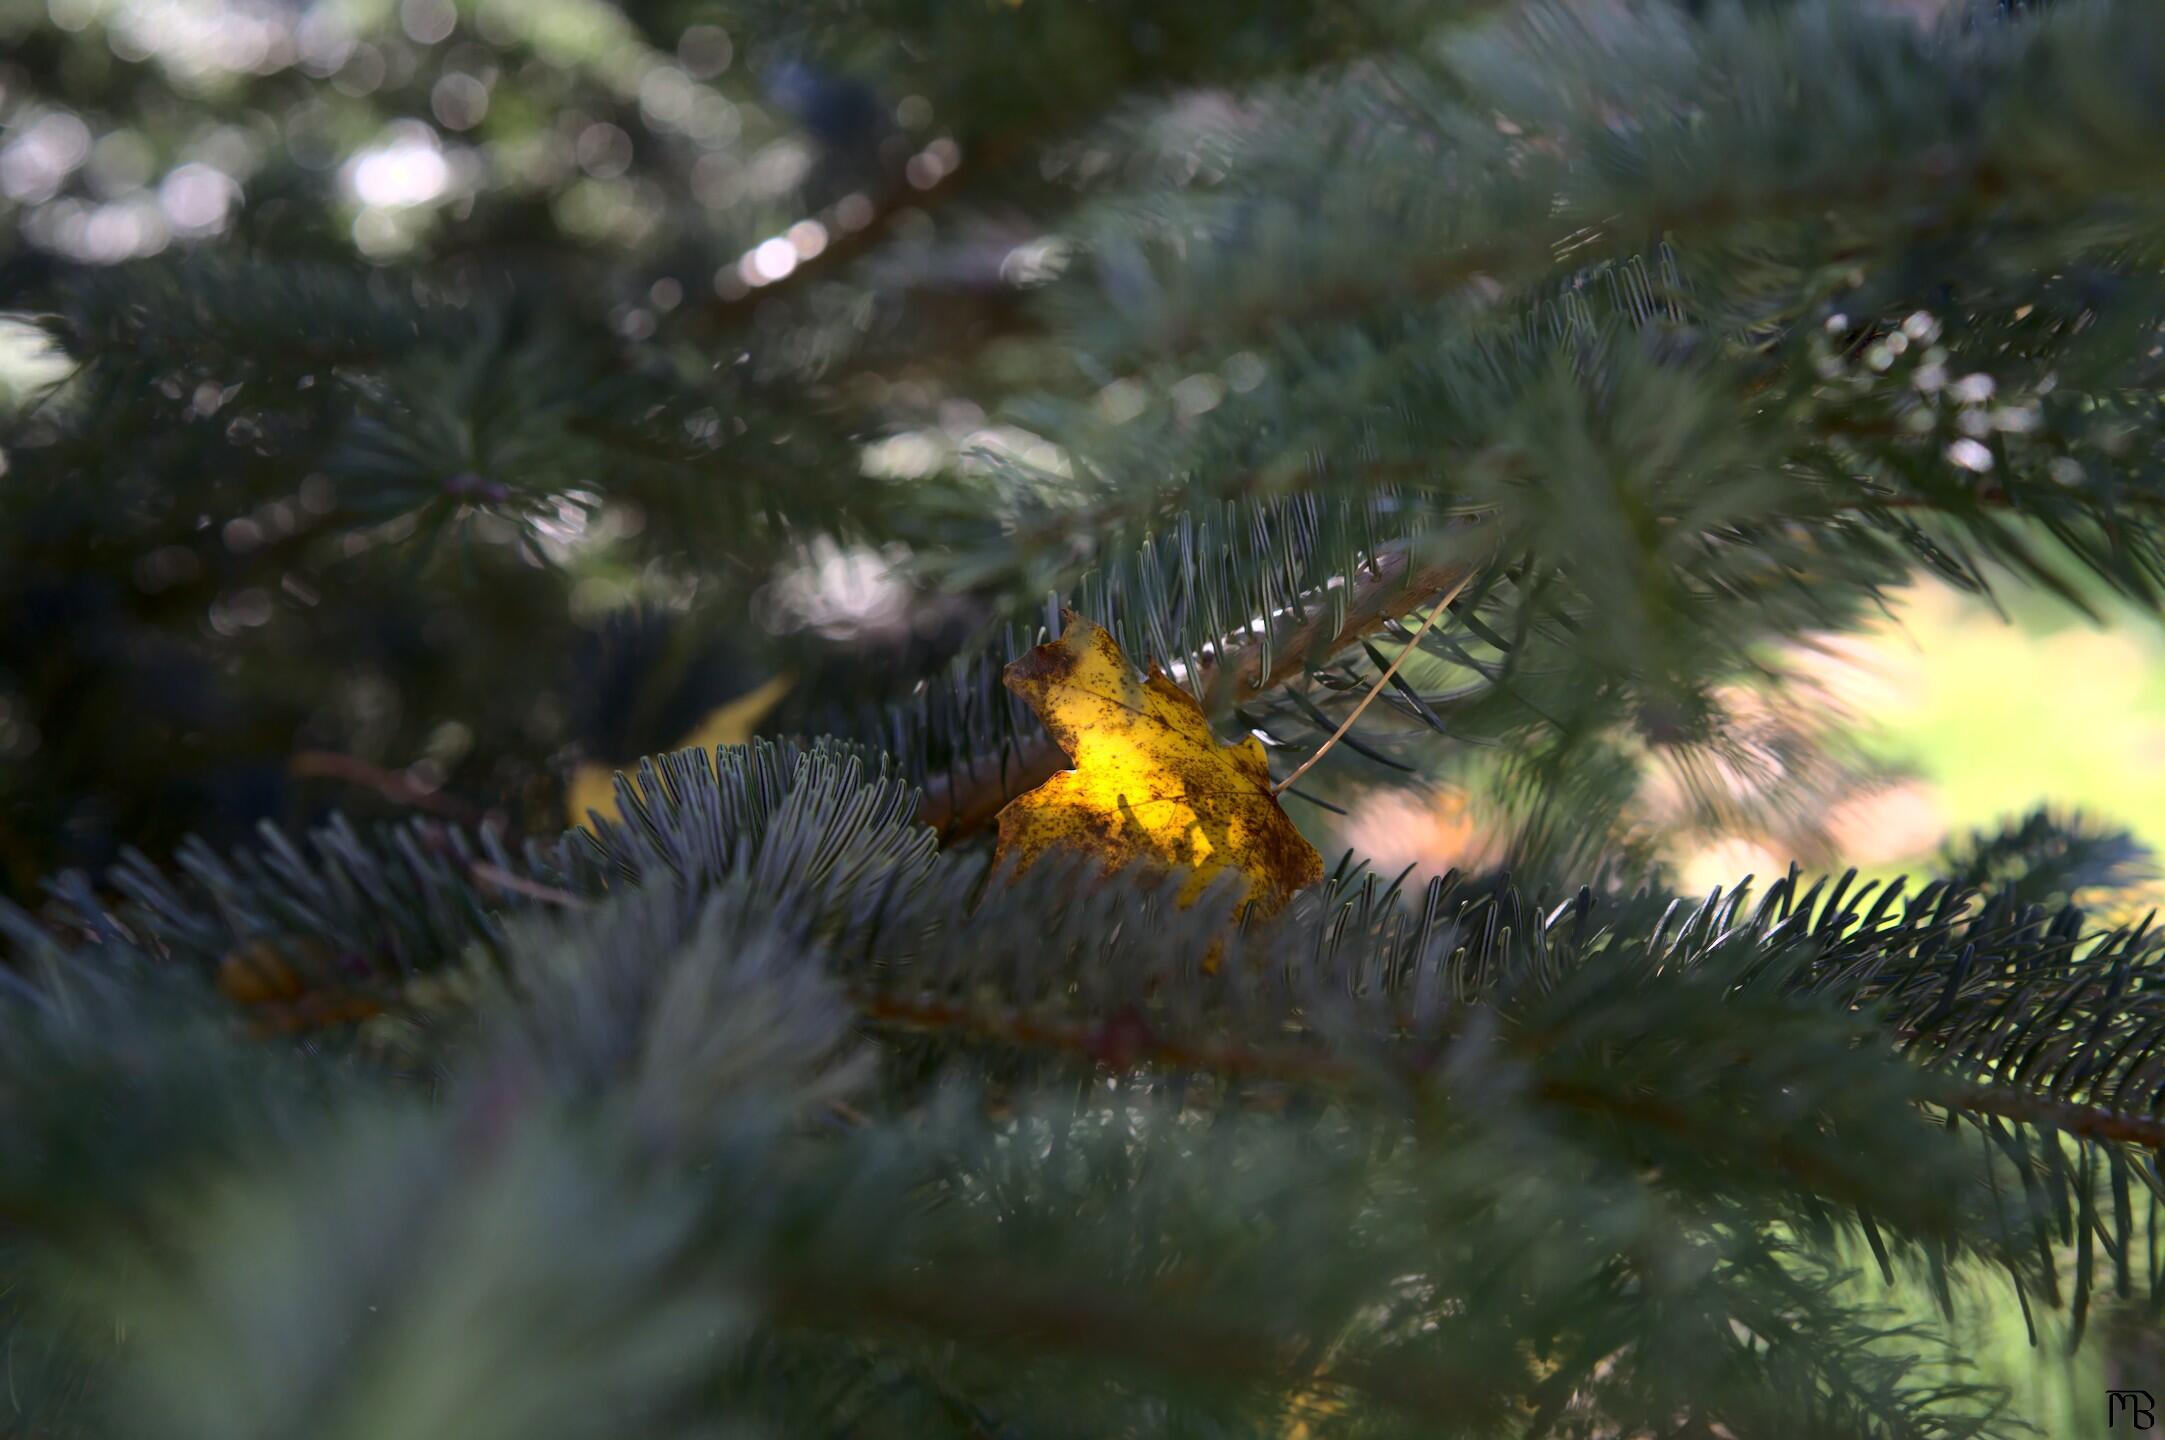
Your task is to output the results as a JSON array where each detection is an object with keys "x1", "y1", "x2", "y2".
[
  {"x1": 1848, "y1": 575, "x2": 2165, "y2": 866},
  {"x1": 1821, "y1": 1231, "x2": 2100, "y2": 1439}
]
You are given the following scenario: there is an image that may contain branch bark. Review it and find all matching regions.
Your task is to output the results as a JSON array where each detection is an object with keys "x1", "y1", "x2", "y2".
[
  {"x1": 1942, "y1": 1082, "x2": 2165, "y2": 1152},
  {"x1": 864, "y1": 989, "x2": 2165, "y2": 1159}
]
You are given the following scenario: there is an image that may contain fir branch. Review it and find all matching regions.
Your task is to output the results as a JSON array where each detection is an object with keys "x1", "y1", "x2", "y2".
[
  {"x1": 1942, "y1": 1084, "x2": 2165, "y2": 1154},
  {"x1": 1114, "y1": 2, "x2": 2165, "y2": 360}
]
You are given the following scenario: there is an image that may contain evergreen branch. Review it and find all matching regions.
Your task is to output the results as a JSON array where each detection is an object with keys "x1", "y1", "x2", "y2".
[
  {"x1": 45, "y1": 739, "x2": 928, "y2": 984},
  {"x1": 66, "y1": 744, "x2": 2165, "y2": 1203},
  {"x1": 861, "y1": 944, "x2": 2165, "y2": 1197},
  {"x1": 16, "y1": 795, "x2": 2149, "y2": 1433},
  {"x1": 1108, "y1": 2, "x2": 2165, "y2": 361},
  {"x1": 691, "y1": 2, "x2": 1481, "y2": 351},
  {"x1": 1942, "y1": 1084, "x2": 2165, "y2": 1154},
  {"x1": 28, "y1": 254, "x2": 463, "y2": 373},
  {"x1": 1152, "y1": 152, "x2": 2011, "y2": 359},
  {"x1": 0, "y1": 913, "x2": 2027, "y2": 1439}
]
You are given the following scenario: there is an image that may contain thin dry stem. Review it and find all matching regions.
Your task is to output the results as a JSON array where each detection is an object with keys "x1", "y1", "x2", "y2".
[{"x1": 1271, "y1": 574, "x2": 1472, "y2": 796}]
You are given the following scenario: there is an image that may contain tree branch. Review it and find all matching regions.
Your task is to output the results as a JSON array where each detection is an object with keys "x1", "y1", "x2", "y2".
[
  {"x1": 912, "y1": 451, "x2": 2165, "y2": 843},
  {"x1": 768, "y1": 1266, "x2": 1492, "y2": 1431},
  {"x1": 289, "y1": 749, "x2": 482, "y2": 825},
  {"x1": 864, "y1": 990, "x2": 2165, "y2": 1161},
  {"x1": 1941, "y1": 1082, "x2": 2165, "y2": 1152}
]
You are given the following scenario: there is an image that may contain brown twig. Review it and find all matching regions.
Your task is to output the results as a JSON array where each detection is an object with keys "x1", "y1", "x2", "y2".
[
  {"x1": 467, "y1": 862, "x2": 589, "y2": 910},
  {"x1": 1272, "y1": 574, "x2": 1473, "y2": 796},
  {"x1": 1941, "y1": 1082, "x2": 2165, "y2": 1152},
  {"x1": 771, "y1": 1269, "x2": 1485, "y2": 1430},
  {"x1": 860, "y1": 991, "x2": 1350, "y2": 1084},
  {"x1": 863, "y1": 989, "x2": 2165, "y2": 1162},
  {"x1": 289, "y1": 749, "x2": 481, "y2": 825}
]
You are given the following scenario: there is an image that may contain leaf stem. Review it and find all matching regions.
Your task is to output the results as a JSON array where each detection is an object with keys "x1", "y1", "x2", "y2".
[{"x1": 1269, "y1": 574, "x2": 1472, "y2": 796}]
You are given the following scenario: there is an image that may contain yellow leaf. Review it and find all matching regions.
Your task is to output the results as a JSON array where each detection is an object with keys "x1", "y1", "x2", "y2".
[
  {"x1": 565, "y1": 761, "x2": 626, "y2": 832},
  {"x1": 673, "y1": 672, "x2": 795, "y2": 754},
  {"x1": 567, "y1": 672, "x2": 794, "y2": 828},
  {"x1": 216, "y1": 938, "x2": 382, "y2": 1034},
  {"x1": 994, "y1": 613, "x2": 1322, "y2": 915},
  {"x1": 1280, "y1": 1383, "x2": 1346, "y2": 1440}
]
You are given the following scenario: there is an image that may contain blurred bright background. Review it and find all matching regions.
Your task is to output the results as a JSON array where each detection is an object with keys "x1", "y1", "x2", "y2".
[
  {"x1": 1332, "y1": 567, "x2": 2165, "y2": 914},
  {"x1": 1817, "y1": 577, "x2": 2165, "y2": 880}
]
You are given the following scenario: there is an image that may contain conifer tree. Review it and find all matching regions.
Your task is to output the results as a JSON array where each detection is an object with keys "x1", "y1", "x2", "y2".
[{"x1": 7, "y1": 0, "x2": 2165, "y2": 1433}]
